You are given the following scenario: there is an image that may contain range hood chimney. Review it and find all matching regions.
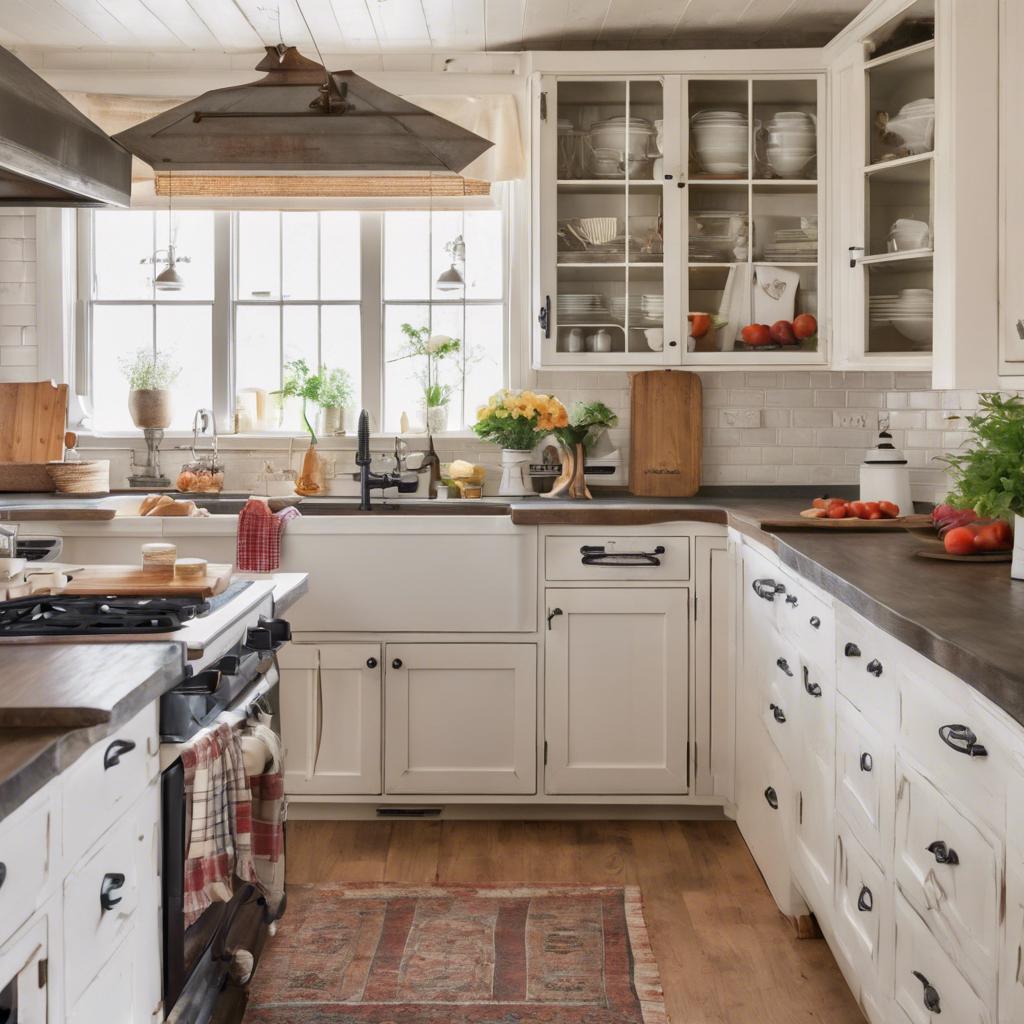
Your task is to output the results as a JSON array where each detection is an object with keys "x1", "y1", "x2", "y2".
[
  {"x1": 0, "y1": 46, "x2": 131, "y2": 207},
  {"x1": 114, "y1": 47, "x2": 493, "y2": 176}
]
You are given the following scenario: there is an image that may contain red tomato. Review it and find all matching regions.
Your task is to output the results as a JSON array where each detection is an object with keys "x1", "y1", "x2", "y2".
[
  {"x1": 862, "y1": 501, "x2": 880, "y2": 517},
  {"x1": 867, "y1": 511, "x2": 883, "y2": 520},
  {"x1": 974, "y1": 520, "x2": 1013, "y2": 551},
  {"x1": 688, "y1": 312, "x2": 711, "y2": 338},
  {"x1": 813, "y1": 497, "x2": 828, "y2": 509},
  {"x1": 740, "y1": 323, "x2": 772, "y2": 347},
  {"x1": 878, "y1": 500, "x2": 901, "y2": 518},
  {"x1": 828, "y1": 503, "x2": 850, "y2": 519},
  {"x1": 944, "y1": 526, "x2": 978, "y2": 556},
  {"x1": 849, "y1": 501, "x2": 867, "y2": 518},
  {"x1": 792, "y1": 313, "x2": 818, "y2": 339},
  {"x1": 769, "y1": 320, "x2": 797, "y2": 346}
]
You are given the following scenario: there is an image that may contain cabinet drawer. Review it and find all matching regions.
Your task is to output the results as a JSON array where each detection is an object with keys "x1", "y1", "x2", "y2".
[
  {"x1": 835, "y1": 822, "x2": 891, "y2": 1000},
  {"x1": 761, "y1": 644, "x2": 800, "y2": 775},
  {"x1": 776, "y1": 574, "x2": 834, "y2": 668},
  {"x1": 0, "y1": 913, "x2": 49, "y2": 1024},
  {"x1": 62, "y1": 702, "x2": 159, "y2": 868},
  {"x1": 836, "y1": 696, "x2": 893, "y2": 871},
  {"x1": 0, "y1": 787, "x2": 55, "y2": 948},
  {"x1": 835, "y1": 605, "x2": 899, "y2": 735},
  {"x1": 894, "y1": 892, "x2": 992, "y2": 1024},
  {"x1": 894, "y1": 758, "x2": 1000, "y2": 996},
  {"x1": 68, "y1": 931, "x2": 136, "y2": 1024},
  {"x1": 545, "y1": 534, "x2": 690, "y2": 581},
  {"x1": 63, "y1": 785, "x2": 158, "y2": 1009}
]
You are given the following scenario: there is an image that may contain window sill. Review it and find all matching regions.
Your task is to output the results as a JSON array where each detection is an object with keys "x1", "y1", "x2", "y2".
[{"x1": 75, "y1": 429, "x2": 484, "y2": 448}]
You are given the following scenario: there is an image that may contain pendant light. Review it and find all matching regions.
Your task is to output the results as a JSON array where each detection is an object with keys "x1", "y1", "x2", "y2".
[
  {"x1": 436, "y1": 177, "x2": 467, "y2": 291},
  {"x1": 142, "y1": 171, "x2": 190, "y2": 291}
]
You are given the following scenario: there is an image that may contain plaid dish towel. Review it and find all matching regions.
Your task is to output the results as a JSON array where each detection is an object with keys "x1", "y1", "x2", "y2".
[
  {"x1": 246, "y1": 721, "x2": 286, "y2": 913},
  {"x1": 181, "y1": 722, "x2": 258, "y2": 927},
  {"x1": 236, "y1": 498, "x2": 301, "y2": 572}
]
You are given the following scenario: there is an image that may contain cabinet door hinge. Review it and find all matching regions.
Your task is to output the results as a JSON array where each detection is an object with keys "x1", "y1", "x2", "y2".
[
  {"x1": 540, "y1": 92, "x2": 548, "y2": 121},
  {"x1": 543, "y1": 740, "x2": 548, "y2": 765},
  {"x1": 38, "y1": 957, "x2": 48, "y2": 989}
]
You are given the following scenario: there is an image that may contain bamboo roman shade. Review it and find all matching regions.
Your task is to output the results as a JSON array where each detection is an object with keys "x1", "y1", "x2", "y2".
[{"x1": 153, "y1": 174, "x2": 491, "y2": 199}]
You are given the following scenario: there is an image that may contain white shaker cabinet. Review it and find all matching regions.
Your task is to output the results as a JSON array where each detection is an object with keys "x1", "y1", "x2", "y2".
[
  {"x1": 544, "y1": 587, "x2": 688, "y2": 794},
  {"x1": 0, "y1": 911, "x2": 51, "y2": 1023},
  {"x1": 279, "y1": 643, "x2": 383, "y2": 796},
  {"x1": 384, "y1": 643, "x2": 537, "y2": 796}
]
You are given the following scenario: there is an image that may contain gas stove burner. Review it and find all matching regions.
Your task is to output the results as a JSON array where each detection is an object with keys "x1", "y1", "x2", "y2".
[{"x1": 0, "y1": 594, "x2": 211, "y2": 636}]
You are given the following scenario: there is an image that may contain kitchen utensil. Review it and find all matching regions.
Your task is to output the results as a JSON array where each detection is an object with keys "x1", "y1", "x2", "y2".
[
  {"x1": 61, "y1": 563, "x2": 232, "y2": 598},
  {"x1": 0, "y1": 381, "x2": 68, "y2": 464},
  {"x1": 629, "y1": 370, "x2": 702, "y2": 497}
]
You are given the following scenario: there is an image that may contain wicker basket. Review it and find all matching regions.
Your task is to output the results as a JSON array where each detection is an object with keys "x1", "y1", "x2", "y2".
[
  {"x1": 0, "y1": 463, "x2": 56, "y2": 493},
  {"x1": 46, "y1": 460, "x2": 110, "y2": 495}
]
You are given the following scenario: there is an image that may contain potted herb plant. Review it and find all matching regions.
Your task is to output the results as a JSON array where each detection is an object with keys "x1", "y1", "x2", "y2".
[
  {"x1": 545, "y1": 401, "x2": 619, "y2": 500},
  {"x1": 390, "y1": 324, "x2": 460, "y2": 433},
  {"x1": 942, "y1": 392, "x2": 1024, "y2": 578},
  {"x1": 121, "y1": 349, "x2": 180, "y2": 429},
  {"x1": 316, "y1": 367, "x2": 355, "y2": 436},
  {"x1": 473, "y1": 390, "x2": 568, "y2": 496}
]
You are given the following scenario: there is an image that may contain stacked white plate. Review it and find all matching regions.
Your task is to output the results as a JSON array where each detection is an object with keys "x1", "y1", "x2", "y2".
[
  {"x1": 691, "y1": 109, "x2": 748, "y2": 175},
  {"x1": 608, "y1": 296, "x2": 645, "y2": 323},
  {"x1": 558, "y1": 293, "x2": 608, "y2": 322},
  {"x1": 760, "y1": 111, "x2": 816, "y2": 178},
  {"x1": 869, "y1": 288, "x2": 933, "y2": 344},
  {"x1": 763, "y1": 227, "x2": 818, "y2": 262},
  {"x1": 641, "y1": 294, "x2": 664, "y2": 322}
]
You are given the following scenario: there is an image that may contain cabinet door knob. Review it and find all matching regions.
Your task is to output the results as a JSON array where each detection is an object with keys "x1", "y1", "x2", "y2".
[
  {"x1": 769, "y1": 703, "x2": 786, "y2": 724},
  {"x1": 103, "y1": 739, "x2": 136, "y2": 770},
  {"x1": 860, "y1": 752, "x2": 874, "y2": 773},
  {"x1": 366, "y1": 657, "x2": 378, "y2": 669},
  {"x1": 844, "y1": 642, "x2": 861, "y2": 657},
  {"x1": 866, "y1": 658, "x2": 883, "y2": 677},
  {"x1": 763, "y1": 786, "x2": 779, "y2": 809},
  {"x1": 926, "y1": 840, "x2": 959, "y2": 865},
  {"x1": 856, "y1": 885, "x2": 873, "y2": 912},
  {"x1": 785, "y1": 594, "x2": 798, "y2": 606},
  {"x1": 100, "y1": 872, "x2": 126, "y2": 912},
  {"x1": 939, "y1": 723, "x2": 988, "y2": 757},
  {"x1": 546, "y1": 607, "x2": 563, "y2": 630},
  {"x1": 391, "y1": 658, "x2": 403, "y2": 670},
  {"x1": 809, "y1": 616, "x2": 821, "y2": 629},
  {"x1": 775, "y1": 657, "x2": 793, "y2": 676},
  {"x1": 912, "y1": 971, "x2": 941, "y2": 1013}
]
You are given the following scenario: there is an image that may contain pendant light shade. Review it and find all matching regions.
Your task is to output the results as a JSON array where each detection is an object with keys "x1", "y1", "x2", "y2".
[
  {"x1": 154, "y1": 246, "x2": 185, "y2": 291},
  {"x1": 435, "y1": 264, "x2": 465, "y2": 291}
]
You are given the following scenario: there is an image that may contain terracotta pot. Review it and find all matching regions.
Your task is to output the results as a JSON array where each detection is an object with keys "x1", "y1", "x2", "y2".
[
  {"x1": 128, "y1": 389, "x2": 172, "y2": 430},
  {"x1": 295, "y1": 441, "x2": 326, "y2": 496}
]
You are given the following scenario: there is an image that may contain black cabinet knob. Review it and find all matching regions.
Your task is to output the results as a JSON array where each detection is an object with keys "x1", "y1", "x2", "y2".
[
  {"x1": 809, "y1": 615, "x2": 821, "y2": 629},
  {"x1": 100, "y1": 872, "x2": 126, "y2": 912},
  {"x1": 927, "y1": 840, "x2": 959, "y2": 865},
  {"x1": 391, "y1": 658, "x2": 403, "y2": 669},
  {"x1": 913, "y1": 971, "x2": 941, "y2": 1013},
  {"x1": 103, "y1": 739, "x2": 136, "y2": 771},
  {"x1": 764, "y1": 786, "x2": 779, "y2": 809},
  {"x1": 866, "y1": 659, "x2": 883, "y2": 677},
  {"x1": 844, "y1": 642, "x2": 861, "y2": 657},
  {"x1": 856, "y1": 886, "x2": 873, "y2": 912},
  {"x1": 668, "y1": 339, "x2": 678, "y2": 347},
  {"x1": 860, "y1": 752, "x2": 874, "y2": 773},
  {"x1": 366, "y1": 657, "x2": 378, "y2": 669},
  {"x1": 785, "y1": 594, "x2": 798, "y2": 606},
  {"x1": 770, "y1": 703, "x2": 786, "y2": 724},
  {"x1": 776, "y1": 657, "x2": 793, "y2": 676}
]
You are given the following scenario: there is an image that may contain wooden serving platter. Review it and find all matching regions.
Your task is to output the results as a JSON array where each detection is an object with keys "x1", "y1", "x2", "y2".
[
  {"x1": 761, "y1": 513, "x2": 932, "y2": 531},
  {"x1": 914, "y1": 544, "x2": 1013, "y2": 563},
  {"x1": 63, "y1": 563, "x2": 232, "y2": 598}
]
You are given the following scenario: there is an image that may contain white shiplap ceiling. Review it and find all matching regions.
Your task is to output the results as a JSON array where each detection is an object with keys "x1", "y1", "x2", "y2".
[{"x1": 0, "y1": 0, "x2": 874, "y2": 53}]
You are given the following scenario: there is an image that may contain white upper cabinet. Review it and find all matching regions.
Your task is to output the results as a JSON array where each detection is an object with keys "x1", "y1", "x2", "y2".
[
  {"x1": 828, "y1": 0, "x2": 1000, "y2": 386},
  {"x1": 532, "y1": 68, "x2": 827, "y2": 369},
  {"x1": 999, "y1": 0, "x2": 1024, "y2": 374}
]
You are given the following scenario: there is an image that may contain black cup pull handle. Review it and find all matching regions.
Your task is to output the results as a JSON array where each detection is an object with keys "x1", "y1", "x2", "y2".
[
  {"x1": 366, "y1": 657, "x2": 378, "y2": 669},
  {"x1": 913, "y1": 971, "x2": 941, "y2": 1013},
  {"x1": 803, "y1": 666, "x2": 822, "y2": 697},
  {"x1": 100, "y1": 872, "x2": 126, "y2": 912},
  {"x1": 103, "y1": 739, "x2": 136, "y2": 770},
  {"x1": 856, "y1": 885, "x2": 873, "y2": 912},
  {"x1": 860, "y1": 752, "x2": 874, "y2": 772},
  {"x1": 776, "y1": 657, "x2": 793, "y2": 676},
  {"x1": 927, "y1": 840, "x2": 960, "y2": 866},
  {"x1": 764, "y1": 786, "x2": 779, "y2": 809},
  {"x1": 844, "y1": 642, "x2": 861, "y2": 657},
  {"x1": 809, "y1": 615, "x2": 821, "y2": 629},
  {"x1": 866, "y1": 658, "x2": 883, "y2": 677},
  {"x1": 938, "y1": 723, "x2": 988, "y2": 758},
  {"x1": 770, "y1": 703, "x2": 786, "y2": 724}
]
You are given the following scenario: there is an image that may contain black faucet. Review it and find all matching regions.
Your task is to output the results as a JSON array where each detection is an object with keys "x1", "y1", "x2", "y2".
[{"x1": 355, "y1": 409, "x2": 403, "y2": 510}]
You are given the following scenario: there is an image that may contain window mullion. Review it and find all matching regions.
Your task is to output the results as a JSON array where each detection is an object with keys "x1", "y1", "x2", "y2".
[
  {"x1": 360, "y1": 211, "x2": 383, "y2": 429},
  {"x1": 212, "y1": 210, "x2": 232, "y2": 429}
]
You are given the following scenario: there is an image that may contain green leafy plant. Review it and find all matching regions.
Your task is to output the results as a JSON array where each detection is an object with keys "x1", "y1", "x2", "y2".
[
  {"x1": 390, "y1": 324, "x2": 460, "y2": 409},
  {"x1": 472, "y1": 390, "x2": 568, "y2": 450},
  {"x1": 942, "y1": 392, "x2": 1024, "y2": 519},
  {"x1": 275, "y1": 359, "x2": 354, "y2": 443},
  {"x1": 553, "y1": 401, "x2": 619, "y2": 450},
  {"x1": 119, "y1": 349, "x2": 180, "y2": 391}
]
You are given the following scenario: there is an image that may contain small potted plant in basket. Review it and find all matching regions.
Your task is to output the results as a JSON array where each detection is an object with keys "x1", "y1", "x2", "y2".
[
  {"x1": 473, "y1": 390, "x2": 569, "y2": 496},
  {"x1": 121, "y1": 349, "x2": 180, "y2": 429}
]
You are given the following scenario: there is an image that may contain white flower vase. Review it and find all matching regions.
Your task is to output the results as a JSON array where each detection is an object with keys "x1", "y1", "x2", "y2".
[
  {"x1": 425, "y1": 404, "x2": 449, "y2": 434},
  {"x1": 1013, "y1": 514, "x2": 1024, "y2": 581},
  {"x1": 499, "y1": 449, "x2": 536, "y2": 497}
]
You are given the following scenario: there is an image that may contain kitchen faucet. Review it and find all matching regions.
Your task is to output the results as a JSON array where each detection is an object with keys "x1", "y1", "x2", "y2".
[{"x1": 355, "y1": 410, "x2": 403, "y2": 510}]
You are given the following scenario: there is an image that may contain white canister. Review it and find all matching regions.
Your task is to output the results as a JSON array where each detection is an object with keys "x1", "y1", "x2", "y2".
[
  {"x1": 1013, "y1": 515, "x2": 1024, "y2": 581},
  {"x1": 859, "y1": 428, "x2": 914, "y2": 516},
  {"x1": 566, "y1": 328, "x2": 584, "y2": 353},
  {"x1": 592, "y1": 329, "x2": 612, "y2": 353}
]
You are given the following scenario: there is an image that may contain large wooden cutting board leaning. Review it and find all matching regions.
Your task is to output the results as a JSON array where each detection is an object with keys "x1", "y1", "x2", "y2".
[
  {"x1": 628, "y1": 370, "x2": 702, "y2": 497},
  {"x1": 62, "y1": 563, "x2": 233, "y2": 598},
  {"x1": 0, "y1": 381, "x2": 68, "y2": 463}
]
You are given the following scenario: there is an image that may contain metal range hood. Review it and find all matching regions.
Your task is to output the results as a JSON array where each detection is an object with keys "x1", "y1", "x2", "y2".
[
  {"x1": 114, "y1": 47, "x2": 493, "y2": 175},
  {"x1": 0, "y1": 46, "x2": 131, "y2": 207}
]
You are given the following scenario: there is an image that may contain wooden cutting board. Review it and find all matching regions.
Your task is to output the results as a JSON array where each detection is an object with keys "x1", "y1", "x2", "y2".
[
  {"x1": 63, "y1": 563, "x2": 233, "y2": 598},
  {"x1": 629, "y1": 370, "x2": 702, "y2": 497},
  {"x1": 0, "y1": 381, "x2": 68, "y2": 463},
  {"x1": 760, "y1": 514, "x2": 933, "y2": 531}
]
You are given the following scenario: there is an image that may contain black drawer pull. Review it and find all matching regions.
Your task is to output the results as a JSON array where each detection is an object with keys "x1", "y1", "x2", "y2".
[
  {"x1": 927, "y1": 840, "x2": 959, "y2": 866},
  {"x1": 866, "y1": 658, "x2": 883, "y2": 677},
  {"x1": 103, "y1": 739, "x2": 136, "y2": 770},
  {"x1": 0, "y1": 862, "x2": 5, "y2": 890},
  {"x1": 366, "y1": 657, "x2": 377, "y2": 669},
  {"x1": 776, "y1": 657, "x2": 793, "y2": 676},
  {"x1": 752, "y1": 578, "x2": 784, "y2": 601},
  {"x1": 100, "y1": 872, "x2": 126, "y2": 912},
  {"x1": 809, "y1": 615, "x2": 821, "y2": 629},
  {"x1": 913, "y1": 971, "x2": 941, "y2": 1013},
  {"x1": 769, "y1": 702, "x2": 786, "y2": 724},
  {"x1": 939, "y1": 724, "x2": 988, "y2": 758},
  {"x1": 785, "y1": 594, "x2": 798, "y2": 606},
  {"x1": 803, "y1": 666, "x2": 822, "y2": 697},
  {"x1": 857, "y1": 885, "x2": 873, "y2": 912},
  {"x1": 580, "y1": 544, "x2": 665, "y2": 566},
  {"x1": 764, "y1": 786, "x2": 779, "y2": 809},
  {"x1": 546, "y1": 607, "x2": 563, "y2": 630},
  {"x1": 860, "y1": 752, "x2": 874, "y2": 773},
  {"x1": 844, "y1": 642, "x2": 861, "y2": 657}
]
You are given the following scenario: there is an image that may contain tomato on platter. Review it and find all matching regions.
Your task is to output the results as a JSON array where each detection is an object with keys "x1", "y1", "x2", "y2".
[
  {"x1": 974, "y1": 520, "x2": 1013, "y2": 551},
  {"x1": 849, "y1": 501, "x2": 867, "y2": 518},
  {"x1": 878, "y1": 500, "x2": 901, "y2": 518},
  {"x1": 944, "y1": 526, "x2": 978, "y2": 556}
]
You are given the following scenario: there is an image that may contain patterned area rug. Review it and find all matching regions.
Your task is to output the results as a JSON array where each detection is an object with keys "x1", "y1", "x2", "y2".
[{"x1": 244, "y1": 883, "x2": 667, "y2": 1023}]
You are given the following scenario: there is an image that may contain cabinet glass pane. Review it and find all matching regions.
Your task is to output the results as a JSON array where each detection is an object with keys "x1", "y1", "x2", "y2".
[
  {"x1": 753, "y1": 79, "x2": 817, "y2": 181},
  {"x1": 688, "y1": 265, "x2": 750, "y2": 353},
  {"x1": 865, "y1": 159, "x2": 933, "y2": 257},
  {"x1": 867, "y1": 47, "x2": 934, "y2": 167},
  {"x1": 688, "y1": 80, "x2": 749, "y2": 180},
  {"x1": 866, "y1": 259, "x2": 933, "y2": 354}
]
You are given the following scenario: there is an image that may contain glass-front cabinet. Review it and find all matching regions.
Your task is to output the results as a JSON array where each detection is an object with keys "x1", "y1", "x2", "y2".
[{"x1": 533, "y1": 72, "x2": 826, "y2": 368}]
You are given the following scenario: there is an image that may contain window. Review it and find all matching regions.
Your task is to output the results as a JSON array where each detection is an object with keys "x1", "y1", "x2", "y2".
[{"x1": 81, "y1": 202, "x2": 507, "y2": 434}]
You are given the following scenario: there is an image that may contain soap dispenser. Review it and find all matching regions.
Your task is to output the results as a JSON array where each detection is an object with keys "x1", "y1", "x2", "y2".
[{"x1": 859, "y1": 418, "x2": 914, "y2": 516}]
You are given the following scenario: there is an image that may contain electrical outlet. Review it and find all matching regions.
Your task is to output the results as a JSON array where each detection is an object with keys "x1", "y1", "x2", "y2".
[
  {"x1": 835, "y1": 412, "x2": 870, "y2": 429},
  {"x1": 721, "y1": 408, "x2": 762, "y2": 428}
]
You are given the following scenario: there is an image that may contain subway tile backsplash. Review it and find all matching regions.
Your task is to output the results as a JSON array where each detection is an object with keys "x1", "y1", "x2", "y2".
[{"x1": 0, "y1": 210, "x2": 37, "y2": 384}]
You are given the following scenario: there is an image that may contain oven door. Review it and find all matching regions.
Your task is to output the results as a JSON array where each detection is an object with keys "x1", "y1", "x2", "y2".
[{"x1": 162, "y1": 666, "x2": 282, "y2": 1023}]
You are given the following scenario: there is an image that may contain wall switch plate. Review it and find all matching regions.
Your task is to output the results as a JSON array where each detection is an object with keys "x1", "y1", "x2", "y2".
[
  {"x1": 835, "y1": 412, "x2": 870, "y2": 429},
  {"x1": 721, "y1": 408, "x2": 762, "y2": 428}
]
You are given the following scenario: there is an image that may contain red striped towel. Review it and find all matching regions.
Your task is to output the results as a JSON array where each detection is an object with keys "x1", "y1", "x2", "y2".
[
  {"x1": 236, "y1": 498, "x2": 301, "y2": 572},
  {"x1": 181, "y1": 722, "x2": 258, "y2": 927}
]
